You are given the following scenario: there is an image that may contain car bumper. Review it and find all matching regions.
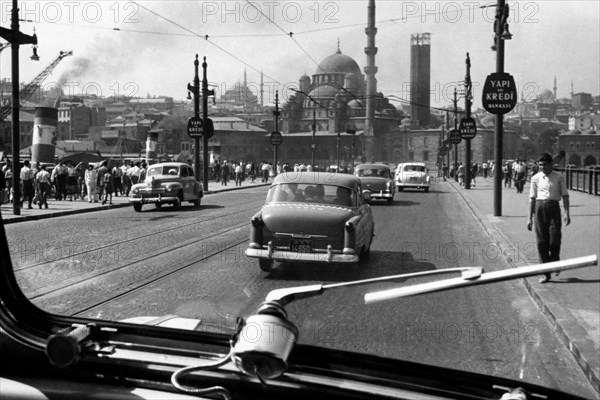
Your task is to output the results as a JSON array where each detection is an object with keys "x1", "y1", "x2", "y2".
[
  {"x1": 369, "y1": 190, "x2": 394, "y2": 199},
  {"x1": 245, "y1": 247, "x2": 359, "y2": 263},
  {"x1": 129, "y1": 195, "x2": 178, "y2": 204},
  {"x1": 396, "y1": 183, "x2": 430, "y2": 188}
]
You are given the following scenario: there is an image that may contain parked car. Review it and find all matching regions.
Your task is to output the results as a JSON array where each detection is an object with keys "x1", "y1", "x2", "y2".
[
  {"x1": 395, "y1": 162, "x2": 431, "y2": 192},
  {"x1": 129, "y1": 162, "x2": 202, "y2": 212},
  {"x1": 354, "y1": 163, "x2": 395, "y2": 203},
  {"x1": 245, "y1": 171, "x2": 375, "y2": 272}
]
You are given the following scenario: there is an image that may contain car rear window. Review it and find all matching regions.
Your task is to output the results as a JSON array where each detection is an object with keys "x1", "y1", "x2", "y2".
[
  {"x1": 404, "y1": 165, "x2": 426, "y2": 172},
  {"x1": 266, "y1": 183, "x2": 356, "y2": 207}
]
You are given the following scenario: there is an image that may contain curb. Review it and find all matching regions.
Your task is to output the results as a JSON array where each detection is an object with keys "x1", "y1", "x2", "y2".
[
  {"x1": 448, "y1": 180, "x2": 600, "y2": 394},
  {"x1": 1, "y1": 183, "x2": 270, "y2": 225}
]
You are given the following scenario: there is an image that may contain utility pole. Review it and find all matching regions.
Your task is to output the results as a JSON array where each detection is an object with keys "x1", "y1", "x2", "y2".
[
  {"x1": 445, "y1": 111, "x2": 450, "y2": 170},
  {"x1": 464, "y1": 53, "x2": 473, "y2": 189},
  {"x1": 188, "y1": 55, "x2": 201, "y2": 184},
  {"x1": 201, "y1": 57, "x2": 215, "y2": 191},
  {"x1": 453, "y1": 88, "x2": 458, "y2": 182},
  {"x1": 273, "y1": 91, "x2": 280, "y2": 176},
  {"x1": 0, "y1": 0, "x2": 38, "y2": 215},
  {"x1": 491, "y1": 0, "x2": 512, "y2": 215},
  {"x1": 311, "y1": 105, "x2": 316, "y2": 168}
]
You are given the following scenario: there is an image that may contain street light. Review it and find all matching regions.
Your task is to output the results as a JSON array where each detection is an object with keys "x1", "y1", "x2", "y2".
[
  {"x1": 290, "y1": 88, "x2": 325, "y2": 168},
  {"x1": 492, "y1": 0, "x2": 512, "y2": 216},
  {"x1": 0, "y1": 0, "x2": 39, "y2": 215}
]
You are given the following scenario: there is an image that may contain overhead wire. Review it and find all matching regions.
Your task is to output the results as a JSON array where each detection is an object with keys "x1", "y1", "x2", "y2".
[{"x1": 58, "y1": 2, "x2": 481, "y2": 107}]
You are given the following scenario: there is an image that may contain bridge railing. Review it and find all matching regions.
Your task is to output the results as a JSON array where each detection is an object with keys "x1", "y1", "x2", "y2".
[{"x1": 555, "y1": 167, "x2": 600, "y2": 196}]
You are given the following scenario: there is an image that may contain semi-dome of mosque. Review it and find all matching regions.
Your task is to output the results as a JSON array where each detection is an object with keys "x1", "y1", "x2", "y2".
[
  {"x1": 315, "y1": 48, "x2": 362, "y2": 76},
  {"x1": 308, "y1": 85, "x2": 339, "y2": 100}
]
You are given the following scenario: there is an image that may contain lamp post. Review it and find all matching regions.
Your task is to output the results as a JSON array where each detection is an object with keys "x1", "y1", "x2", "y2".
[
  {"x1": 492, "y1": 0, "x2": 512, "y2": 216},
  {"x1": 291, "y1": 88, "x2": 324, "y2": 168},
  {"x1": 0, "y1": 0, "x2": 38, "y2": 215},
  {"x1": 187, "y1": 55, "x2": 201, "y2": 183},
  {"x1": 201, "y1": 57, "x2": 214, "y2": 192}
]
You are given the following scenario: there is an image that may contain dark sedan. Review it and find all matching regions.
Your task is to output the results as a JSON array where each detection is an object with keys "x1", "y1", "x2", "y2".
[
  {"x1": 354, "y1": 163, "x2": 395, "y2": 203},
  {"x1": 245, "y1": 172, "x2": 375, "y2": 272}
]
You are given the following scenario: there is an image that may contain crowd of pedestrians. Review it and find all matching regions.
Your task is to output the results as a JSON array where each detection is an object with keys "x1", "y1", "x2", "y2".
[{"x1": 0, "y1": 158, "x2": 149, "y2": 209}]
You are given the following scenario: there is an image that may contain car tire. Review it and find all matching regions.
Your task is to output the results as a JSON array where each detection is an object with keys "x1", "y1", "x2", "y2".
[
  {"x1": 424, "y1": 187, "x2": 430, "y2": 193},
  {"x1": 397, "y1": 187, "x2": 403, "y2": 192},
  {"x1": 192, "y1": 198, "x2": 201, "y2": 208},
  {"x1": 387, "y1": 197, "x2": 393, "y2": 204},
  {"x1": 155, "y1": 203, "x2": 162, "y2": 210},
  {"x1": 259, "y1": 259, "x2": 274, "y2": 272},
  {"x1": 133, "y1": 203, "x2": 142, "y2": 212},
  {"x1": 173, "y1": 193, "x2": 182, "y2": 210}
]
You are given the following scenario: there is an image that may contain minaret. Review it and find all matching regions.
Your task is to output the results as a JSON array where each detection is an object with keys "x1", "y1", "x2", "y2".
[
  {"x1": 553, "y1": 76, "x2": 557, "y2": 100},
  {"x1": 260, "y1": 70, "x2": 264, "y2": 107},
  {"x1": 364, "y1": 0, "x2": 377, "y2": 162}
]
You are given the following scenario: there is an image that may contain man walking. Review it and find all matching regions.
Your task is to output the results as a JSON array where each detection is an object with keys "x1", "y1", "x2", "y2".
[
  {"x1": 20, "y1": 160, "x2": 35, "y2": 209},
  {"x1": 36, "y1": 164, "x2": 51, "y2": 209},
  {"x1": 527, "y1": 153, "x2": 570, "y2": 283}
]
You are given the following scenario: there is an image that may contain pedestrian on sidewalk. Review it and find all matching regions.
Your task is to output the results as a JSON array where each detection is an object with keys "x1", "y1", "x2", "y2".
[
  {"x1": 35, "y1": 165, "x2": 51, "y2": 209},
  {"x1": 527, "y1": 153, "x2": 571, "y2": 283},
  {"x1": 102, "y1": 169, "x2": 114, "y2": 205},
  {"x1": 20, "y1": 160, "x2": 36, "y2": 209},
  {"x1": 457, "y1": 162, "x2": 464, "y2": 186},
  {"x1": 85, "y1": 165, "x2": 98, "y2": 203}
]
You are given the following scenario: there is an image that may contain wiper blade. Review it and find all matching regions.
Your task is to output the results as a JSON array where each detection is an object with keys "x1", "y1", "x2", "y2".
[
  {"x1": 265, "y1": 267, "x2": 482, "y2": 305},
  {"x1": 365, "y1": 255, "x2": 597, "y2": 303},
  {"x1": 231, "y1": 255, "x2": 596, "y2": 381}
]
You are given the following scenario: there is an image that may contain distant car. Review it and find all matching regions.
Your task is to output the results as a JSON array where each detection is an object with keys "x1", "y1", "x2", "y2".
[
  {"x1": 395, "y1": 162, "x2": 431, "y2": 192},
  {"x1": 129, "y1": 162, "x2": 203, "y2": 212},
  {"x1": 245, "y1": 172, "x2": 375, "y2": 272},
  {"x1": 354, "y1": 163, "x2": 395, "y2": 203}
]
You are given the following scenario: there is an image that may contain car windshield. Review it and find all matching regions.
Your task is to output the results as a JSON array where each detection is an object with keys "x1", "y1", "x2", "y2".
[
  {"x1": 266, "y1": 183, "x2": 355, "y2": 207},
  {"x1": 1, "y1": 1, "x2": 598, "y2": 398},
  {"x1": 147, "y1": 166, "x2": 179, "y2": 176}
]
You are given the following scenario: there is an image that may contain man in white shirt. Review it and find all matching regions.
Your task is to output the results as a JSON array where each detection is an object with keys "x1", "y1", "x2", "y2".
[{"x1": 527, "y1": 153, "x2": 570, "y2": 283}]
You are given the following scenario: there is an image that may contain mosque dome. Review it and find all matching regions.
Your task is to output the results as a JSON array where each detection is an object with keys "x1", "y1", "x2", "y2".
[
  {"x1": 315, "y1": 48, "x2": 362, "y2": 77},
  {"x1": 537, "y1": 89, "x2": 555, "y2": 102}
]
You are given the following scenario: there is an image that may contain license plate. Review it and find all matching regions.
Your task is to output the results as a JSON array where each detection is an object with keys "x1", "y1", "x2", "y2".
[{"x1": 290, "y1": 239, "x2": 312, "y2": 252}]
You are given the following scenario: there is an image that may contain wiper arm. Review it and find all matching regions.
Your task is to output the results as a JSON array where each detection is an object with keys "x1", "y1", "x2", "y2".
[
  {"x1": 168, "y1": 255, "x2": 596, "y2": 397},
  {"x1": 232, "y1": 255, "x2": 597, "y2": 382},
  {"x1": 265, "y1": 266, "x2": 482, "y2": 305}
]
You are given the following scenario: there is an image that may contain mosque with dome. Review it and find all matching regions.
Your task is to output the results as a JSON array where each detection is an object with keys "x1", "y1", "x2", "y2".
[{"x1": 279, "y1": 43, "x2": 404, "y2": 166}]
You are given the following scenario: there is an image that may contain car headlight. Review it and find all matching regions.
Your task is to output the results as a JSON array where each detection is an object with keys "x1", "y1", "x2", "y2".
[
  {"x1": 131, "y1": 187, "x2": 139, "y2": 195},
  {"x1": 165, "y1": 184, "x2": 176, "y2": 192}
]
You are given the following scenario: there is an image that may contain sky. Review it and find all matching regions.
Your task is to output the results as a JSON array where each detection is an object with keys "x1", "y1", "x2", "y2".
[{"x1": 1, "y1": 0, "x2": 598, "y2": 111}]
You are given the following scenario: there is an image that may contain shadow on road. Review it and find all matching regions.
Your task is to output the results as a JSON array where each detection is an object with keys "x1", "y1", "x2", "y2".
[{"x1": 265, "y1": 250, "x2": 437, "y2": 282}]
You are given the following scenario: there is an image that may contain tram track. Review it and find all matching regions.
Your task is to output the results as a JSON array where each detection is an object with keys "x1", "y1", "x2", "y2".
[
  {"x1": 12, "y1": 204, "x2": 259, "y2": 273},
  {"x1": 28, "y1": 221, "x2": 251, "y2": 316}
]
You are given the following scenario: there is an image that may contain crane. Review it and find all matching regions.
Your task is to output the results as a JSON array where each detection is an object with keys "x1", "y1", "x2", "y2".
[{"x1": 0, "y1": 50, "x2": 73, "y2": 121}]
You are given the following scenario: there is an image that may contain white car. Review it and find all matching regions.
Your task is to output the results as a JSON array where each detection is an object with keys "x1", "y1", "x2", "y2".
[{"x1": 395, "y1": 162, "x2": 431, "y2": 192}]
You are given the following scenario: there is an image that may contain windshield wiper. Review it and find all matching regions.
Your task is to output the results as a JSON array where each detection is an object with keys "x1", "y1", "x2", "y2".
[
  {"x1": 231, "y1": 255, "x2": 596, "y2": 381},
  {"x1": 168, "y1": 255, "x2": 597, "y2": 398}
]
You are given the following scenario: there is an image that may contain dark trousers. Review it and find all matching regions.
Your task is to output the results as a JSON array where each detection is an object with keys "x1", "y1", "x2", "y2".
[
  {"x1": 38, "y1": 182, "x2": 50, "y2": 207},
  {"x1": 22, "y1": 180, "x2": 34, "y2": 207},
  {"x1": 534, "y1": 200, "x2": 562, "y2": 264}
]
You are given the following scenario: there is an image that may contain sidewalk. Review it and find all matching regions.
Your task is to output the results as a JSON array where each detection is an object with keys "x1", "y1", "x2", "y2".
[
  {"x1": 447, "y1": 176, "x2": 600, "y2": 393},
  {"x1": 0, "y1": 178, "x2": 270, "y2": 224}
]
